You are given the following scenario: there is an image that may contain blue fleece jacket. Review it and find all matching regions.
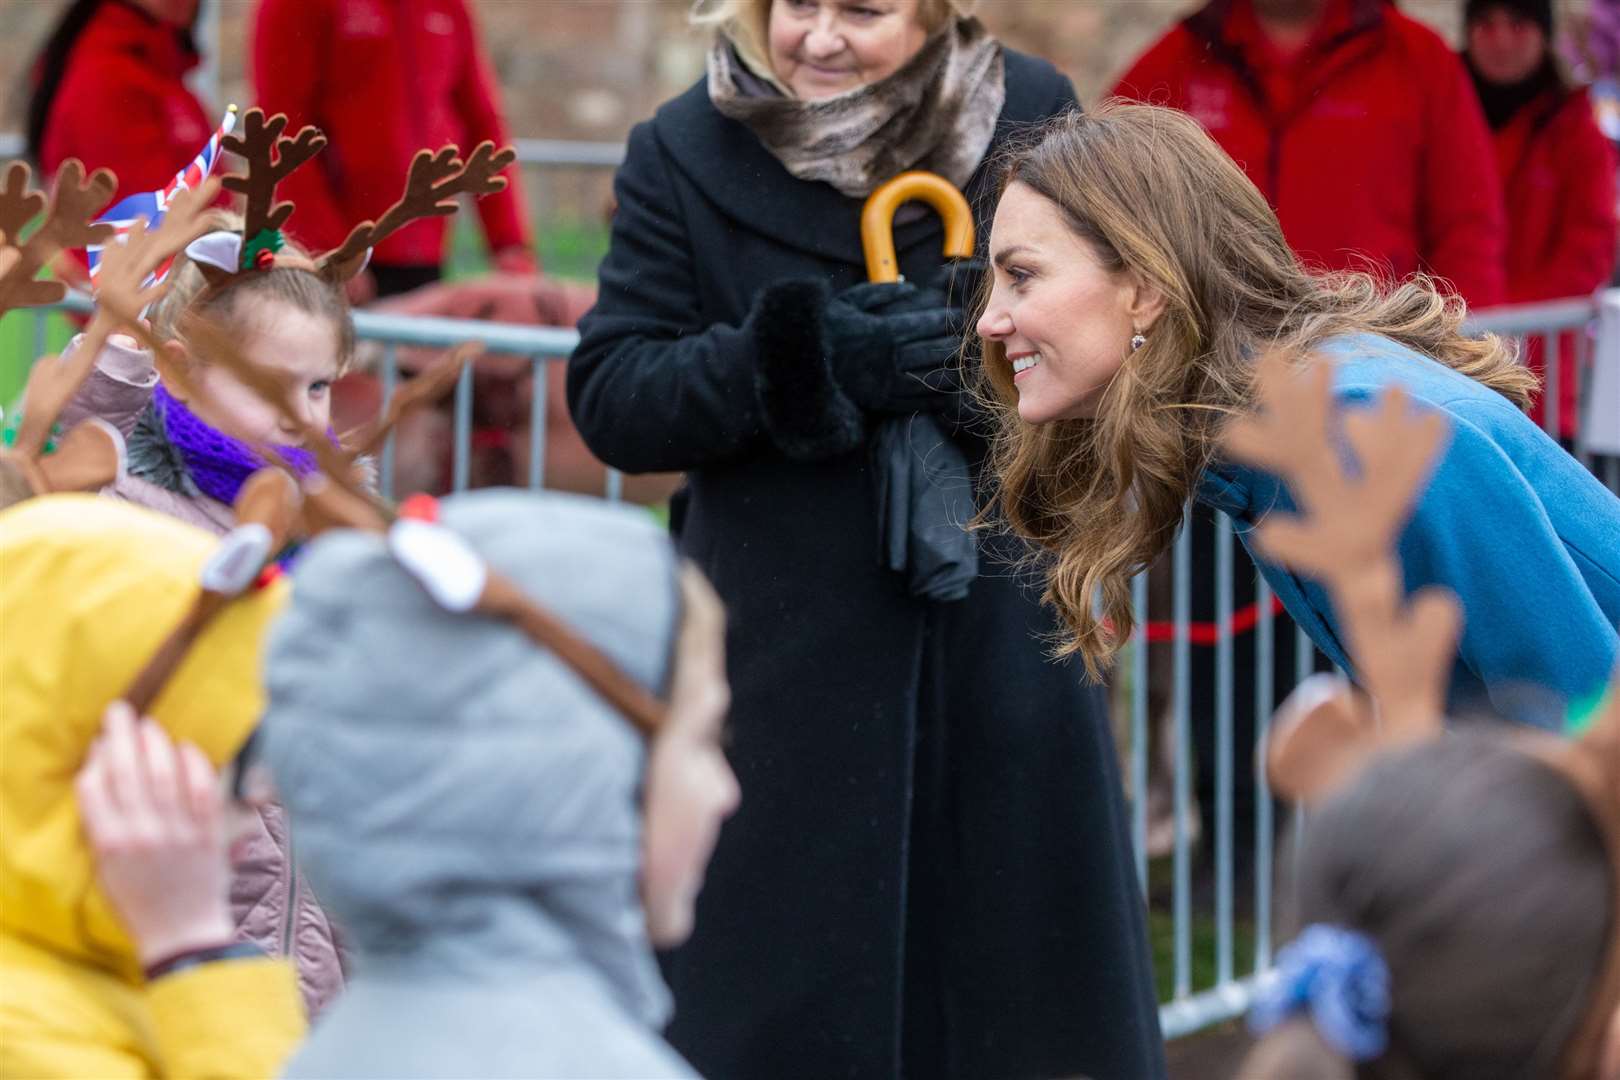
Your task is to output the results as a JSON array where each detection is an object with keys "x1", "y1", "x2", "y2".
[{"x1": 1197, "y1": 333, "x2": 1620, "y2": 724}]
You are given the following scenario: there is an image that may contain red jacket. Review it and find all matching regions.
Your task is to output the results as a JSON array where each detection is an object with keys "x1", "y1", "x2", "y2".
[
  {"x1": 251, "y1": 0, "x2": 532, "y2": 269},
  {"x1": 1494, "y1": 85, "x2": 1617, "y2": 304},
  {"x1": 1493, "y1": 84, "x2": 1618, "y2": 437},
  {"x1": 39, "y1": 2, "x2": 213, "y2": 211},
  {"x1": 1114, "y1": 0, "x2": 1506, "y2": 308}
]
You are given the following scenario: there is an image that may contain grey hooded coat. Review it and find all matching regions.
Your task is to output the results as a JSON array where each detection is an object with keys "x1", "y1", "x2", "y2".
[{"x1": 260, "y1": 490, "x2": 698, "y2": 1079}]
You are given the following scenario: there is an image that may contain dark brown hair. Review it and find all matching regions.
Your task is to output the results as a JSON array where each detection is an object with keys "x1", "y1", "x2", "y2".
[
  {"x1": 1243, "y1": 729, "x2": 1613, "y2": 1079},
  {"x1": 971, "y1": 102, "x2": 1538, "y2": 679}
]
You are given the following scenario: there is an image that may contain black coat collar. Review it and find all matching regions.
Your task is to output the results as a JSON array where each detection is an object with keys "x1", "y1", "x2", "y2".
[{"x1": 649, "y1": 50, "x2": 1074, "y2": 268}]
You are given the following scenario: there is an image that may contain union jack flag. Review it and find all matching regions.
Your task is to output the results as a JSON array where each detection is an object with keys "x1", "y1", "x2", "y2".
[{"x1": 86, "y1": 107, "x2": 237, "y2": 287}]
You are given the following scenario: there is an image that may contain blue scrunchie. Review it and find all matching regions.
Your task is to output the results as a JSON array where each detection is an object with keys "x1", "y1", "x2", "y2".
[{"x1": 1248, "y1": 924, "x2": 1391, "y2": 1061}]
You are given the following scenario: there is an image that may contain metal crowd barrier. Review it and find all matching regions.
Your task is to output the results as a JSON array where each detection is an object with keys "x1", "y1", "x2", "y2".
[{"x1": 17, "y1": 290, "x2": 1617, "y2": 1045}]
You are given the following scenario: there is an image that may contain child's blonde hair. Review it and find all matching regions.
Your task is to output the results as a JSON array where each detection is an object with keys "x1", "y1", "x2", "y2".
[{"x1": 150, "y1": 209, "x2": 355, "y2": 368}]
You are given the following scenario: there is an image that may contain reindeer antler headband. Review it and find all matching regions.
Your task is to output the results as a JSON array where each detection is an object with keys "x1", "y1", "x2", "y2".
[
  {"x1": 0, "y1": 159, "x2": 115, "y2": 316},
  {"x1": 1, "y1": 163, "x2": 216, "y2": 502},
  {"x1": 1222, "y1": 349, "x2": 1620, "y2": 1079},
  {"x1": 183, "y1": 108, "x2": 517, "y2": 291}
]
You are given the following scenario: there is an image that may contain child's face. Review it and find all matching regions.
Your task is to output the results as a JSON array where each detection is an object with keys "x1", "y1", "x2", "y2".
[
  {"x1": 641, "y1": 579, "x2": 740, "y2": 947},
  {"x1": 187, "y1": 299, "x2": 340, "y2": 447}
]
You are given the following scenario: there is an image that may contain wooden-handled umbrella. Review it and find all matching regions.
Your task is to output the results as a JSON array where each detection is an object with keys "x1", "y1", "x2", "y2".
[
  {"x1": 860, "y1": 170, "x2": 975, "y2": 284},
  {"x1": 855, "y1": 170, "x2": 980, "y2": 603}
]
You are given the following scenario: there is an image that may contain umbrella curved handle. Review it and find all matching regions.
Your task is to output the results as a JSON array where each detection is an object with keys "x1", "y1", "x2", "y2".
[{"x1": 860, "y1": 171, "x2": 975, "y2": 284}]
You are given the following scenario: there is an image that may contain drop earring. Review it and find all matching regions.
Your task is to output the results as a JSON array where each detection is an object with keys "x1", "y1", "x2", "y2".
[{"x1": 1130, "y1": 331, "x2": 1147, "y2": 353}]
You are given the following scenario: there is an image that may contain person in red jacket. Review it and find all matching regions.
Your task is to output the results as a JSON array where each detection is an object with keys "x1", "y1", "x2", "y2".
[
  {"x1": 27, "y1": 0, "x2": 212, "y2": 286},
  {"x1": 1113, "y1": 0, "x2": 1506, "y2": 310},
  {"x1": 1465, "y1": 0, "x2": 1619, "y2": 439},
  {"x1": 251, "y1": 0, "x2": 536, "y2": 300}
]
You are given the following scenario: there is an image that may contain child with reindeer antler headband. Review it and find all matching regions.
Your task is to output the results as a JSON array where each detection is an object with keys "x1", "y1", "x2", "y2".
[
  {"x1": 27, "y1": 109, "x2": 511, "y2": 1016},
  {"x1": 0, "y1": 491, "x2": 307, "y2": 1078},
  {"x1": 55, "y1": 108, "x2": 511, "y2": 537},
  {"x1": 250, "y1": 489, "x2": 738, "y2": 1079},
  {"x1": 1225, "y1": 352, "x2": 1620, "y2": 1080}
]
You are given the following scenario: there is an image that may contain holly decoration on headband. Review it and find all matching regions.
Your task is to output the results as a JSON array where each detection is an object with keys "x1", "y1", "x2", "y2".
[{"x1": 241, "y1": 227, "x2": 284, "y2": 272}]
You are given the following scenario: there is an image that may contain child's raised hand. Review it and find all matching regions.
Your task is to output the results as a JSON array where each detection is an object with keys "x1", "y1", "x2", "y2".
[{"x1": 75, "y1": 701, "x2": 235, "y2": 970}]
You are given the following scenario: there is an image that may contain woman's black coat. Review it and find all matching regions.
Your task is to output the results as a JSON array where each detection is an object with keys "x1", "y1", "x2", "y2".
[{"x1": 569, "y1": 51, "x2": 1165, "y2": 1080}]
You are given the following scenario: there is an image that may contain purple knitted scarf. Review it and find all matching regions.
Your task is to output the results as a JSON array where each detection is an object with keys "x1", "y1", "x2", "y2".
[{"x1": 153, "y1": 382, "x2": 319, "y2": 506}]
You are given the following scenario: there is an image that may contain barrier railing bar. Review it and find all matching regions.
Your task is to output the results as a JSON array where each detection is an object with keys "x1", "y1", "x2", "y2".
[
  {"x1": 1255, "y1": 573, "x2": 1275, "y2": 972},
  {"x1": 1159, "y1": 974, "x2": 1266, "y2": 1041},
  {"x1": 605, "y1": 467, "x2": 623, "y2": 503},
  {"x1": 1542, "y1": 332, "x2": 1560, "y2": 439},
  {"x1": 529, "y1": 359, "x2": 548, "y2": 492},
  {"x1": 452, "y1": 359, "x2": 473, "y2": 493},
  {"x1": 351, "y1": 310, "x2": 580, "y2": 357},
  {"x1": 1130, "y1": 571, "x2": 1150, "y2": 897},
  {"x1": 511, "y1": 138, "x2": 626, "y2": 168},
  {"x1": 1172, "y1": 509, "x2": 1193, "y2": 1000},
  {"x1": 380, "y1": 344, "x2": 398, "y2": 499},
  {"x1": 1575, "y1": 327, "x2": 1594, "y2": 469},
  {"x1": 1215, "y1": 511, "x2": 1235, "y2": 987},
  {"x1": 1292, "y1": 622, "x2": 1311, "y2": 875},
  {"x1": 1464, "y1": 296, "x2": 1598, "y2": 336}
]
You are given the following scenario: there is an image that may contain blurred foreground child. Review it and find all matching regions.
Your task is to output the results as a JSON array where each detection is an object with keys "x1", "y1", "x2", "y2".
[{"x1": 258, "y1": 490, "x2": 739, "y2": 1079}]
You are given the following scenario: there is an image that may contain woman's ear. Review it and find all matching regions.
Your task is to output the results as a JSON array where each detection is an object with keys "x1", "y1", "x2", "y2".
[
  {"x1": 1125, "y1": 271, "x2": 1168, "y2": 335},
  {"x1": 153, "y1": 339, "x2": 194, "y2": 402}
]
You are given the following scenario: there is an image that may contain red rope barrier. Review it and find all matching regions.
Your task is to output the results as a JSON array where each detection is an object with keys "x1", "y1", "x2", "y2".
[{"x1": 1141, "y1": 595, "x2": 1287, "y2": 645}]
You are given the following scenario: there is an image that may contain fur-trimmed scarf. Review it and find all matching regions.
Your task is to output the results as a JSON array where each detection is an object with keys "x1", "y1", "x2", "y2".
[{"x1": 707, "y1": 18, "x2": 1006, "y2": 199}]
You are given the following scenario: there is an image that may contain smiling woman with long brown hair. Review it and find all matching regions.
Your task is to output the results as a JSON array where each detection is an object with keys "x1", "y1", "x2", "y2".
[{"x1": 975, "y1": 101, "x2": 1620, "y2": 719}]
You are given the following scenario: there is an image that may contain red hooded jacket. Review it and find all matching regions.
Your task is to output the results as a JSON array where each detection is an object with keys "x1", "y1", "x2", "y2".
[
  {"x1": 1113, "y1": 0, "x2": 1507, "y2": 308},
  {"x1": 39, "y1": 2, "x2": 213, "y2": 216},
  {"x1": 1494, "y1": 85, "x2": 1617, "y2": 304},
  {"x1": 1492, "y1": 83, "x2": 1618, "y2": 436},
  {"x1": 251, "y1": 0, "x2": 532, "y2": 269}
]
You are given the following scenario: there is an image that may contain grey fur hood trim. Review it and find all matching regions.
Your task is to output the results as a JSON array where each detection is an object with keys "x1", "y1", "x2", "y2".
[{"x1": 125, "y1": 402, "x2": 201, "y2": 498}]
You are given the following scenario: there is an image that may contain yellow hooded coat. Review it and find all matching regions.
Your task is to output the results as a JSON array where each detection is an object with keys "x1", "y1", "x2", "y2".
[{"x1": 0, "y1": 495, "x2": 305, "y2": 1078}]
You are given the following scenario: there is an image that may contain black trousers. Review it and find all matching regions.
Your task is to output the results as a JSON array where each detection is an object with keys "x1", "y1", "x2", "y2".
[{"x1": 370, "y1": 263, "x2": 442, "y2": 299}]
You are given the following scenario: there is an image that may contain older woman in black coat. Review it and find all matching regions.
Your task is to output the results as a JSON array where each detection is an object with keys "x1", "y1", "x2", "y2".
[{"x1": 568, "y1": 2, "x2": 1163, "y2": 1077}]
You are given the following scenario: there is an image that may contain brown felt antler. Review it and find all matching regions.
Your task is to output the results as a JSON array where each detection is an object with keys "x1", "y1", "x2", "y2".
[
  {"x1": 339, "y1": 342, "x2": 480, "y2": 459},
  {"x1": 0, "y1": 160, "x2": 116, "y2": 315},
  {"x1": 318, "y1": 140, "x2": 515, "y2": 284},
  {"x1": 1221, "y1": 350, "x2": 1459, "y2": 801},
  {"x1": 10, "y1": 177, "x2": 223, "y2": 471},
  {"x1": 123, "y1": 467, "x2": 301, "y2": 713},
  {"x1": 219, "y1": 109, "x2": 327, "y2": 256},
  {"x1": 0, "y1": 162, "x2": 47, "y2": 248}
]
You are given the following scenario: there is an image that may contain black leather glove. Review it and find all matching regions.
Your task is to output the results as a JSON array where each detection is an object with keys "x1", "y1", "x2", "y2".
[{"x1": 822, "y1": 281, "x2": 967, "y2": 415}]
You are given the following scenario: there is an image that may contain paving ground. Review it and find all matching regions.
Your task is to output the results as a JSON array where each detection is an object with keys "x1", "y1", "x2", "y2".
[{"x1": 1166, "y1": 1021, "x2": 1255, "y2": 1079}]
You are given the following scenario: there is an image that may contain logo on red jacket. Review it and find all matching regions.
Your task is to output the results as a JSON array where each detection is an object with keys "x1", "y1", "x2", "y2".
[
  {"x1": 1187, "y1": 82, "x2": 1232, "y2": 131},
  {"x1": 339, "y1": 0, "x2": 388, "y2": 39}
]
